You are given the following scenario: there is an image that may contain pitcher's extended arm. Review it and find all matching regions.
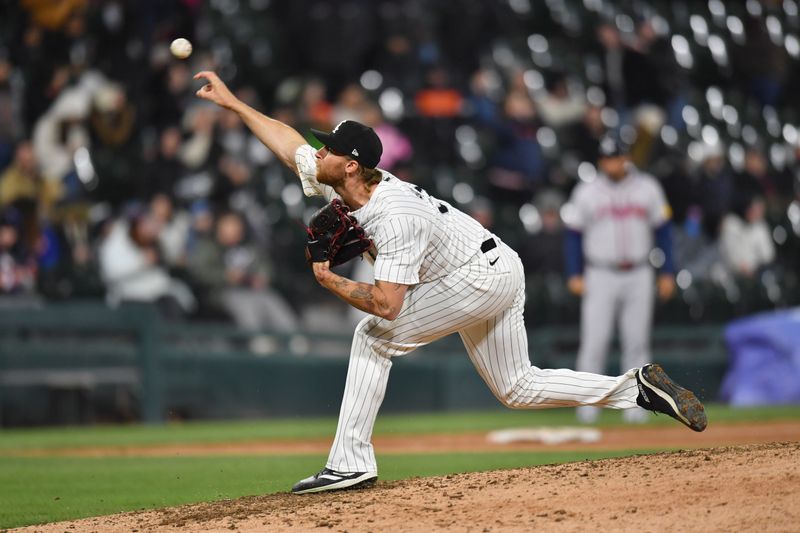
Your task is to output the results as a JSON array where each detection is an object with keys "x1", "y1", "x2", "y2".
[{"x1": 194, "y1": 70, "x2": 305, "y2": 173}]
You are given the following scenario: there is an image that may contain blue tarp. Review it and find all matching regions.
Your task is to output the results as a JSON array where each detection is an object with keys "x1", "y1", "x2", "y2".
[{"x1": 720, "y1": 308, "x2": 800, "y2": 405}]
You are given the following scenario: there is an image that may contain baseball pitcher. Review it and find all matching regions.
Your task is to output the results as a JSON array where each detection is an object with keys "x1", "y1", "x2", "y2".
[{"x1": 194, "y1": 71, "x2": 705, "y2": 495}]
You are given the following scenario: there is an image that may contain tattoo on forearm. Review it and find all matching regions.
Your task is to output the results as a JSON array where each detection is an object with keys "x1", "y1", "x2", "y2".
[
  {"x1": 349, "y1": 285, "x2": 374, "y2": 302},
  {"x1": 331, "y1": 278, "x2": 349, "y2": 291},
  {"x1": 321, "y1": 273, "x2": 399, "y2": 318},
  {"x1": 352, "y1": 284, "x2": 391, "y2": 316}
]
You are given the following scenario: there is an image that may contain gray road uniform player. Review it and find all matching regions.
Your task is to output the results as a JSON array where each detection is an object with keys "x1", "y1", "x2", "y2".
[
  {"x1": 564, "y1": 137, "x2": 677, "y2": 424},
  {"x1": 191, "y1": 70, "x2": 706, "y2": 496}
]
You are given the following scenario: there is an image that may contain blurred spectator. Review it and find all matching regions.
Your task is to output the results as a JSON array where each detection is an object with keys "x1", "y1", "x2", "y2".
[
  {"x1": 187, "y1": 211, "x2": 298, "y2": 337},
  {"x1": 185, "y1": 199, "x2": 214, "y2": 257},
  {"x1": 474, "y1": 88, "x2": 545, "y2": 205},
  {"x1": 732, "y1": 14, "x2": 790, "y2": 108},
  {"x1": 39, "y1": 215, "x2": 104, "y2": 300},
  {"x1": 374, "y1": 33, "x2": 423, "y2": 95},
  {"x1": 563, "y1": 104, "x2": 607, "y2": 163},
  {"x1": 628, "y1": 105, "x2": 667, "y2": 167},
  {"x1": 719, "y1": 195, "x2": 776, "y2": 278},
  {"x1": 209, "y1": 154, "x2": 269, "y2": 241},
  {"x1": 180, "y1": 105, "x2": 220, "y2": 171},
  {"x1": 97, "y1": 207, "x2": 195, "y2": 317},
  {"x1": 518, "y1": 190, "x2": 565, "y2": 276},
  {"x1": 633, "y1": 18, "x2": 687, "y2": 129},
  {"x1": 20, "y1": 0, "x2": 87, "y2": 32},
  {"x1": 0, "y1": 206, "x2": 39, "y2": 303},
  {"x1": 596, "y1": 19, "x2": 679, "y2": 124},
  {"x1": 736, "y1": 148, "x2": 778, "y2": 211},
  {"x1": 535, "y1": 73, "x2": 586, "y2": 130},
  {"x1": 142, "y1": 126, "x2": 186, "y2": 200},
  {"x1": 596, "y1": 23, "x2": 626, "y2": 112},
  {"x1": 362, "y1": 103, "x2": 412, "y2": 172},
  {"x1": 413, "y1": 66, "x2": 463, "y2": 166},
  {"x1": 672, "y1": 205, "x2": 721, "y2": 281},
  {"x1": 624, "y1": 19, "x2": 676, "y2": 112},
  {"x1": 216, "y1": 105, "x2": 274, "y2": 168},
  {"x1": 331, "y1": 83, "x2": 370, "y2": 125},
  {"x1": 31, "y1": 70, "x2": 100, "y2": 184},
  {"x1": 0, "y1": 56, "x2": 23, "y2": 168},
  {"x1": 149, "y1": 193, "x2": 191, "y2": 269},
  {"x1": 87, "y1": 82, "x2": 141, "y2": 206},
  {"x1": 16, "y1": 21, "x2": 73, "y2": 130},
  {"x1": 0, "y1": 141, "x2": 53, "y2": 213},
  {"x1": 415, "y1": 66, "x2": 463, "y2": 119},
  {"x1": 147, "y1": 61, "x2": 193, "y2": 130},
  {"x1": 695, "y1": 142, "x2": 735, "y2": 239},
  {"x1": 296, "y1": 78, "x2": 333, "y2": 130}
]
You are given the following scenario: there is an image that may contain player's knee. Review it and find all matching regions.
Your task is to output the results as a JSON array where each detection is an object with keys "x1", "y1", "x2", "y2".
[
  {"x1": 488, "y1": 382, "x2": 522, "y2": 408},
  {"x1": 497, "y1": 393, "x2": 528, "y2": 409},
  {"x1": 352, "y1": 319, "x2": 395, "y2": 358},
  {"x1": 493, "y1": 373, "x2": 543, "y2": 408}
]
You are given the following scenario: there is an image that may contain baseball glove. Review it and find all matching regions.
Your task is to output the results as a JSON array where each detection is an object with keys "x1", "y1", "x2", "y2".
[{"x1": 305, "y1": 199, "x2": 372, "y2": 266}]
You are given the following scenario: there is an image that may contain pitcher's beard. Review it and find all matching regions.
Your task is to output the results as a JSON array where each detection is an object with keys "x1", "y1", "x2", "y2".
[{"x1": 316, "y1": 167, "x2": 345, "y2": 188}]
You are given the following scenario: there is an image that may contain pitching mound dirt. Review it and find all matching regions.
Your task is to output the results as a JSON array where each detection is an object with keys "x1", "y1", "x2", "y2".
[{"x1": 16, "y1": 442, "x2": 800, "y2": 532}]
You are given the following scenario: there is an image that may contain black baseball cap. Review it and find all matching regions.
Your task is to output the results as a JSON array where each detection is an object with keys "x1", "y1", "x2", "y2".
[
  {"x1": 311, "y1": 120, "x2": 383, "y2": 169},
  {"x1": 598, "y1": 135, "x2": 629, "y2": 158}
]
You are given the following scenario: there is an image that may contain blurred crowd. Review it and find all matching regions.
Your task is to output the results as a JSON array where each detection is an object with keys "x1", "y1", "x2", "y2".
[{"x1": 0, "y1": 0, "x2": 799, "y2": 332}]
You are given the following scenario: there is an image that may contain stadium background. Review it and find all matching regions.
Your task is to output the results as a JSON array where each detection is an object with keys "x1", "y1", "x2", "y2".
[
  {"x1": 1, "y1": 1, "x2": 799, "y2": 422},
  {"x1": 1, "y1": 1, "x2": 800, "y2": 530}
]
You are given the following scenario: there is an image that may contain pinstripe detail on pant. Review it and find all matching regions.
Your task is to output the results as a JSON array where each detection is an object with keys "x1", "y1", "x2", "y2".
[{"x1": 325, "y1": 241, "x2": 640, "y2": 473}]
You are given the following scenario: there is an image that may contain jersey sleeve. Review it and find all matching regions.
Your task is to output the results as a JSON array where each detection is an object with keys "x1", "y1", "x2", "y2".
[
  {"x1": 294, "y1": 144, "x2": 339, "y2": 201},
  {"x1": 562, "y1": 184, "x2": 588, "y2": 231},
  {"x1": 372, "y1": 216, "x2": 428, "y2": 285},
  {"x1": 647, "y1": 178, "x2": 672, "y2": 227}
]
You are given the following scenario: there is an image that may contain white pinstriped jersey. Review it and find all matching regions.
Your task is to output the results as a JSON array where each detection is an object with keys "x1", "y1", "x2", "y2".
[
  {"x1": 295, "y1": 144, "x2": 486, "y2": 284},
  {"x1": 564, "y1": 168, "x2": 670, "y2": 266},
  {"x1": 294, "y1": 146, "x2": 645, "y2": 476}
]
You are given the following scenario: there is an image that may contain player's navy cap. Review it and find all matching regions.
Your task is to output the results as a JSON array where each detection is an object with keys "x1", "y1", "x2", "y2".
[
  {"x1": 311, "y1": 120, "x2": 383, "y2": 169},
  {"x1": 598, "y1": 135, "x2": 629, "y2": 158}
]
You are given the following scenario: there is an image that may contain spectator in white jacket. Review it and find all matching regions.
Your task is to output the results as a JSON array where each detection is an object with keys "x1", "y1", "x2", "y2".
[
  {"x1": 98, "y1": 208, "x2": 195, "y2": 317},
  {"x1": 719, "y1": 195, "x2": 776, "y2": 278}
]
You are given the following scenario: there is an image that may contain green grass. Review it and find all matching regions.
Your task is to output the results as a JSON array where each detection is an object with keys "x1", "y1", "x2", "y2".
[
  {"x1": 0, "y1": 450, "x2": 647, "y2": 529},
  {"x1": 0, "y1": 405, "x2": 798, "y2": 528},
  {"x1": 1, "y1": 404, "x2": 798, "y2": 452}
]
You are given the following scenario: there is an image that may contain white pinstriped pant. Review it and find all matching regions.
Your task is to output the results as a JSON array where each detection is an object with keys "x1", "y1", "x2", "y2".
[{"x1": 326, "y1": 237, "x2": 641, "y2": 474}]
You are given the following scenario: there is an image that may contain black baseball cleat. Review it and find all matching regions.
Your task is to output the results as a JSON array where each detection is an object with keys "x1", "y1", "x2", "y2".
[
  {"x1": 291, "y1": 468, "x2": 378, "y2": 495},
  {"x1": 635, "y1": 364, "x2": 707, "y2": 432}
]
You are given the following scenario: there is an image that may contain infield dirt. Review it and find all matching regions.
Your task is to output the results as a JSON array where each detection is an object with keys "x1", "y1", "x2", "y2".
[{"x1": 13, "y1": 438, "x2": 800, "y2": 532}]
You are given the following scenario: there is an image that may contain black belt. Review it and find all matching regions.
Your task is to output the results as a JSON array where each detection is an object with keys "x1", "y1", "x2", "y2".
[
  {"x1": 589, "y1": 260, "x2": 647, "y2": 272},
  {"x1": 480, "y1": 238, "x2": 497, "y2": 253}
]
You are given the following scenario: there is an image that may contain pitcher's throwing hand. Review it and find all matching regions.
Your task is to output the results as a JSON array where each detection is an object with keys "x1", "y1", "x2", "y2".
[{"x1": 194, "y1": 71, "x2": 238, "y2": 110}]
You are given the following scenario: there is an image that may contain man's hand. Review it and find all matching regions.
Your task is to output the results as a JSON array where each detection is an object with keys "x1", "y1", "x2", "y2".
[
  {"x1": 567, "y1": 275, "x2": 585, "y2": 296},
  {"x1": 657, "y1": 273, "x2": 676, "y2": 300},
  {"x1": 194, "y1": 71, "x2": 239, "y2": 110},
  {"x1": 312, "y1": 260, "x2": 332, "y2": 285}
]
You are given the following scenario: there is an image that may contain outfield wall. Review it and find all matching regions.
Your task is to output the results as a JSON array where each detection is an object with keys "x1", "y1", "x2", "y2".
[{"x1": 0, "y1": 302, "x2": 728, "y2": 426}]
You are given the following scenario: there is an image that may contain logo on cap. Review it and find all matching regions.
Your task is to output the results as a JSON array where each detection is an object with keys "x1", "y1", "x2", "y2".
[{"x1": 310, "y1": 120, "x2": 383, "y2": 169}]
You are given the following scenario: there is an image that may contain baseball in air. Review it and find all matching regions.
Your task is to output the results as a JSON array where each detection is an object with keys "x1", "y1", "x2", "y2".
[{"x1": 170, "y1": 38, "x2": 192, "y2": 59}]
